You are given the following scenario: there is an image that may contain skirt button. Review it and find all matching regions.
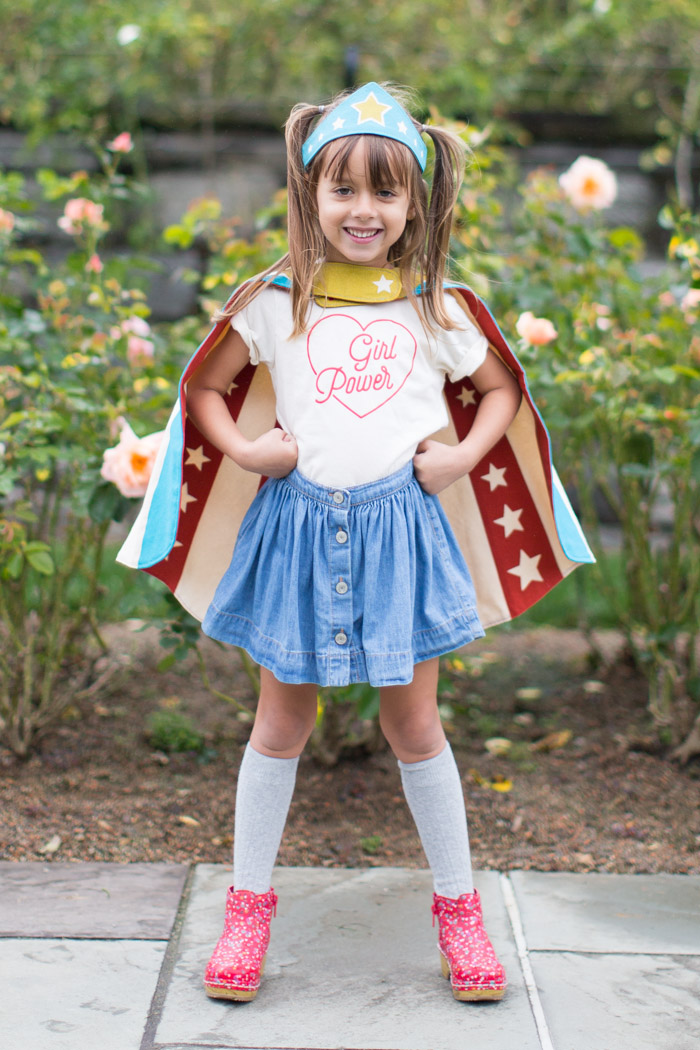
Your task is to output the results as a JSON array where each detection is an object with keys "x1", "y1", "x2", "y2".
[
  {"x1": 336, "y1": 529, "x2": 348, "y2": 544},
  {"x1": 335, "y1": 579, "x2": 348, "y2": 594},
  {"x1": 334, "y1": 631, "x2": 348, "y2": 645}
]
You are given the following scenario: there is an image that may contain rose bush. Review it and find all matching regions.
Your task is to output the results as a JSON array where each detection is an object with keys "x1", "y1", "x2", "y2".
[
  {"x1": 461, "y1": 156, "x2": 700, "y2": 758},
  {"x1": 0, "y1": 146, "x2": 186, "y2": 756}
]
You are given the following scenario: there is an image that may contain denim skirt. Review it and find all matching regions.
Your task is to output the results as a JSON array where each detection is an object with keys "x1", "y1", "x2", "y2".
[{"x1": 202, "y1": 462, "x2": 484, "y2": 687}]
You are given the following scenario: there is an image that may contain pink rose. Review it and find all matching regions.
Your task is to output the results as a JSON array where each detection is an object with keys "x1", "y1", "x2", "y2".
[
  {"x1": 0, "y1": 208, "x2": 15, "y2": 233},
  {"x1": 681, "y1": 288, "x2": 700, "y2": 312},
  {"x1": 101, "y1": 419, "x2": 163, "y2": 497},
  {"x1": 107, "y1": 132, "x2": 133, "y2": 153},
  {"x1": 559, "y1": 156, "x2": 618, "y2": 211},
  {"x1": 85, "y1": 253, "x2": 103, "y2": 273},
  {"x1": 516, "y1": 311, "x2": 558, "y2": 346},
  {"x1": 58, "y1": 198, "x2": 105, "y2": 235},
  {"x1": 121, "y1": 315, "x2": 151, "y2": 337},
  {"x1": 127, "y1": 335, "x2": 155, "y2": 366}
]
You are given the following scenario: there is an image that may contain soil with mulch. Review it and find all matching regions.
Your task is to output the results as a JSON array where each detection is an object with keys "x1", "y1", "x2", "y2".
[{"x1": 1, "y1": 625, "x2": 699, "y2": 874}]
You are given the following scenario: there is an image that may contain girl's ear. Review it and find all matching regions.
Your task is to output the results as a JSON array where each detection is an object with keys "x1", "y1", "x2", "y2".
[{"x1": 407, "y1": 202, "x2": 416, "y2": 221}]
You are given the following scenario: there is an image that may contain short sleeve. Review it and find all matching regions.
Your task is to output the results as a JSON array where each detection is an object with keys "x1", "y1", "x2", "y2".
[
  {"x1": 230, "y1": 286, "x2": 276, "y2": 366},
  {"x1": 433, "y1": 293, "x2": 488, "y2": 382}
]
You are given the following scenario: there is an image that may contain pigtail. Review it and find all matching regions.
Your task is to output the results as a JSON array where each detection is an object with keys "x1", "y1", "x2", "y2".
[
  {"x1": 419, "y1": 124, "x2": 468, "y2": 330},
  {"x1": 284, "y1": 103, "x2": 331, "y2": 334}
]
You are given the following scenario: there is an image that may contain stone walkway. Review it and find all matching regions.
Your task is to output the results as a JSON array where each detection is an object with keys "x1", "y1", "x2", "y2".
[{"x1": 1, "y1": 862, "x2": 699, "y2": 1050}]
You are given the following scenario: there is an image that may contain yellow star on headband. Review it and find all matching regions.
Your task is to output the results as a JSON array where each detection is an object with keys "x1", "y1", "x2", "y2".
[{"x1": 352, "y1": 91, "x2": 392, "y2": 126}]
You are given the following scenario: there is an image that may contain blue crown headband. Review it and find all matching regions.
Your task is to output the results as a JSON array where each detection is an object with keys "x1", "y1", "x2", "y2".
[{"x1": 301, "y1": 82, "x2": 428, "y2": 172}]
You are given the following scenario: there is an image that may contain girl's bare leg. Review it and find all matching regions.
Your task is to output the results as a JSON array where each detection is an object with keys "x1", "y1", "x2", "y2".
[
  {"x1": 250, "y1": 666, "x2": 318, "y2": 757},
  {"x1": 378, "y1": 657, "x2": 445, "y2": 763}
]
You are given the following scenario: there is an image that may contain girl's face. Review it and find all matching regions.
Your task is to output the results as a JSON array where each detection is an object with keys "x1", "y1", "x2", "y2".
[{"x1": 315, "y1": 136, "x2": 415, "y2": 269}]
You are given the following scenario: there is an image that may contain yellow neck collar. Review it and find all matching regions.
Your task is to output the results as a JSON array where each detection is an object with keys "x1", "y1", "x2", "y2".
[{"x1": 312, "y1": 262, "x2": 405, "y2": 307}]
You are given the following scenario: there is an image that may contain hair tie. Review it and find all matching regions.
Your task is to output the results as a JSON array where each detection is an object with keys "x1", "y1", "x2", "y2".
[
  {"x1": 317, "y1": 105, "x2": 325, "y2": 114},
  {"x1": 421, "y1": 124, "x2": 427, "y2": 134}
]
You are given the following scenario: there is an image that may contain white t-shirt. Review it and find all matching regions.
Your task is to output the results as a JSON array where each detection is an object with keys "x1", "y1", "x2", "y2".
[{"x1": 232, "y1": 286, "x2": 488, "y2": 487}]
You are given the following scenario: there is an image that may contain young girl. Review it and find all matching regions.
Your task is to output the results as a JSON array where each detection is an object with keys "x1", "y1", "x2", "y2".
[{"x1": 119, "y1": 82, "x2": 592, "y2": 1004}]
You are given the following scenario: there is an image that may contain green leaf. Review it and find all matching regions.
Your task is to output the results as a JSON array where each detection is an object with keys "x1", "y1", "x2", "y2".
[
  {"x1": 622, "y1": 430, "x2": 654, "y2": 467},
  {"x1": 26, "y1": 551, "x2": 55, "y2": 575},
  {"x1": 4, "y1": 552, "x2": 24, "y2": 578},
  {"x1": 1, "y1": 411, "x2": 27, "y2": 429},
  {"x1": 652, "y1": 366, "x2": 679, "y2": 385},
  {"x1": 88, "y1": 482, "x2": 129, "y2": 524}
]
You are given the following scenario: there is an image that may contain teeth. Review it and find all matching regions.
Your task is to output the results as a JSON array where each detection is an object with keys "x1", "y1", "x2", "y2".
[{"x1": 347, "y1": 228, "x2": 377, "y2": 239}]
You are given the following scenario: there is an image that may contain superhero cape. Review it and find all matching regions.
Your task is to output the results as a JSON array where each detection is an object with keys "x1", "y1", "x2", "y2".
[{"x1": 117, "y1": 273, "x2": 593, "y2": 629}]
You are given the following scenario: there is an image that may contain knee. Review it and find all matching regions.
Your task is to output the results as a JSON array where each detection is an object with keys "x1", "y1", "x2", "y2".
[
  {"x1": 251, "y1": 688, "x2": 317, "y2": 758},
  {"x1": 379, "y1": 706, "x2": 445, "y2": 763}
]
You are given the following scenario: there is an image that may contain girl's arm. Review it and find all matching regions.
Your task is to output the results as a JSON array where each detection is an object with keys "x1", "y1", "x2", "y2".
[
  {"x1": 413, "y1": 348, "x2": 521, "y2": 495},
  {"x1": 186, "y1": 325, "x2": 298, "y2": 477}
]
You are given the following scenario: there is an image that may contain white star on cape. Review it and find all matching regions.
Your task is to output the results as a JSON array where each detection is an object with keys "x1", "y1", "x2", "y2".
[
  {"x1": 373, "y1": 274, "x2": 394, "y2": 294},
  {"x1": 397, "y1": 121, "x2": 408, "y2": 134},
  {"x1": 180, "y1": 483, "x2": 197, "y2": 514},
  {"x1": 185, "y1": 445, "x2": 211, "y2": 471},
  {"x1": 507, "y1": 550, "x2": 543, "y2": 590},
  {"x1": 481, "y1": 463, "x2": 507, "y2": 491},
  {"x1": 457, "y1": 386, "x2": 476, "y2": 408},
  {"x1": 332, "y1": 117, "x2": 345, "y2": 130},
  {"x1": 494, "y1": 504, "x2": 524, "y2": 537}
]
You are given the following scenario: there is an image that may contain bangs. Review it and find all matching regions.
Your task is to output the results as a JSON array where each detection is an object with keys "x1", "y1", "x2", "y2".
[{"x1": 317, "y1": 135, "x2": 418, "y2": 190}]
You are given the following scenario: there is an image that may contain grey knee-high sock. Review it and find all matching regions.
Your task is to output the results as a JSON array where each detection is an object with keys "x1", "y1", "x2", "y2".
[
  {"x1": 398, "y1": 742, "x2": 474, "y2": 898},
  {"x1": 233, "y1": 743, "x2": 299, "y2": 894}
]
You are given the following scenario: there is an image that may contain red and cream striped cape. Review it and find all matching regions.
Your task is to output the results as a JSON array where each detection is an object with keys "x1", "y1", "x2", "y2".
[{"x1": 118, "y1": 271, "x2": 593, "y2": 629}]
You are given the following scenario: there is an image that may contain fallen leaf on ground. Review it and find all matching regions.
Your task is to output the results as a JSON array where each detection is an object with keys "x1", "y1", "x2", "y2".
[
  {"x1": 469, "y1": 769, "x2": 513, "y2": 792},
  {"x1": 530, "y1": 729, "x2": 573, "y2": 752},
  {"x1": 485, "y1": 737, "x2": 512, "y2": 756},
  {"x1": 39, "y1": 834, "x2": 62, "y2": 855},
  {"x1": 178, "y1": 815, "x2": 201, "y2": 827},
  {"x1": 515, "y1": 687, "x2": 543, "y2": 702}
]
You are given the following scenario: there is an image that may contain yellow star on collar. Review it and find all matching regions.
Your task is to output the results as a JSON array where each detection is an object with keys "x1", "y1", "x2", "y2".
[
  {"x1": 352, "y1": 91, "x2": 392, "y2": 126},
  {"x1": 312, "y1": 263, "x2": 405, "y2": 306}
]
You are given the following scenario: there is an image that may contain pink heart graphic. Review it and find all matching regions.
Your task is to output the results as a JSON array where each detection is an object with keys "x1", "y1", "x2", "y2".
[{"x1": 307, "y1": 314, "x2": 417, "y2": 418}]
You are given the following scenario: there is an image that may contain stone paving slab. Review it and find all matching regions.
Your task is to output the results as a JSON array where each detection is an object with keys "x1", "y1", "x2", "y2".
[
  {"x1": 530, "y1": 951, "x2": 700, "y2": 1050},
  {"x1": 155, "y1": 865, "x2": 539, "y2": 1050},
  {"x1": 0, "y1": 861, "x2": 188, "y2": 939},
  {"x1": 0, "y1": 938, "x2": 166, "y2": 1050},
  {"x1": 509, "y1": 871, "x2": 700, "y2": 954}
]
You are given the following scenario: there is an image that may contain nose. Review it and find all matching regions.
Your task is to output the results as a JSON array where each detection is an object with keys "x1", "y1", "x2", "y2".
[{"x1": 351, "y1": 190, "x2": 376, "y2": 220}]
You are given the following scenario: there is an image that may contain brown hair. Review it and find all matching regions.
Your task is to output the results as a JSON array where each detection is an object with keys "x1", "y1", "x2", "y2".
[{"x1": 213, "y1": 84, "x2": 469, "y2": 335}]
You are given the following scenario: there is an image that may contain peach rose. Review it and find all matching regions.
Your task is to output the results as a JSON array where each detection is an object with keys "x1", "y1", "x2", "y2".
[
  {"x1": 107, "y1": 132, "x2": 133, "y2": 153},
  {"x1": 101, "y1": 419, "x2": 163, "y2": 497},
  {"x1": 516, "y1": 311, "x2": 558, "y2": 346},
  {"x1": 0, "y1": 208, "x2": 15, "y2": 233},
  {"x1": 58, "y1": 198, "x2": 105, "y2": 235},
  {"x1": 559, "y1": 156, "x2": 618, "y2": 211}
]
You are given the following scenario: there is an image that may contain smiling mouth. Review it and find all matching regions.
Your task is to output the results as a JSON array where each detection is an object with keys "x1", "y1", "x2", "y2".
[{"x1": 345, "y1": 227, "x2": 381, "y2": 240}]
